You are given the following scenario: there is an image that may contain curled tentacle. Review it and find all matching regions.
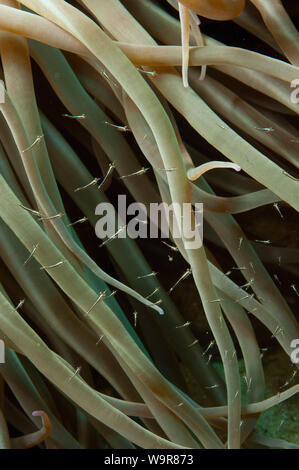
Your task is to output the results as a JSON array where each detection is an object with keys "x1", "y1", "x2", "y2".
[
  {"x1": 187, "y1": 161, "x2": 241, "y2": 181},
  {"x1": 11, "y1": 411, "x2": 52, "y2": 449},
  {"x1": 179, "y1": 0, "x2": 246, "y2": 20}
]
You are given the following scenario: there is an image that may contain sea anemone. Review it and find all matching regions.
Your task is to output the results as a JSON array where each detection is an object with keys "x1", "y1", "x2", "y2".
[{"x1": 0, "y1": 0, "x2": 298, "y2": 450}]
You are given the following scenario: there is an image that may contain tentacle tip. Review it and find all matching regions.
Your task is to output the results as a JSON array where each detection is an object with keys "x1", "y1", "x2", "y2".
[
  {"x1": 156, "y1": 306, "x2": 165, "y2": 315},
  {"x1": 191, "y1": 12, "x2": 201, "y2": 25},
  {"x1": 183, "y1": 78, "x2": 189, "y2": 88}
]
